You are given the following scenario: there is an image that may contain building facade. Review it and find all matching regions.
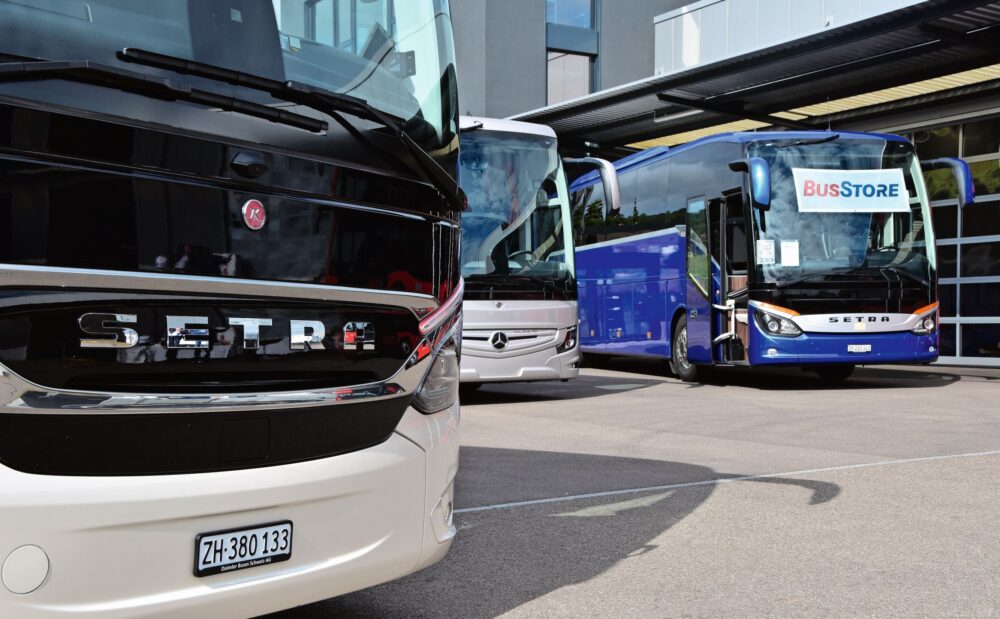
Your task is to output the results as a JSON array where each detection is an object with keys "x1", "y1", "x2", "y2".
[{"x1": 451, "y1": 0, "x2": 688, "y2": 117}]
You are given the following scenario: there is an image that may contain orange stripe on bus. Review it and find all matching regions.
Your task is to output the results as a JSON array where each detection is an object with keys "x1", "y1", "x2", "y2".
[
  {"x1": 756, "y1": 302, "x2": 800, "y2": 317},
  {"x1": 912, "y1": 302, "x2": 939, "y2": 316}
]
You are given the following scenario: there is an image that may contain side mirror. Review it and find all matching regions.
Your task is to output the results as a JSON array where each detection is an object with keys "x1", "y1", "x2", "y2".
[
  {"x1": 921, "y1": 158, "x2": 975, "y2": 207},
  {"x1": 729, "y1": 157, "x2": 771, "y2": 210},
  {"x1": 564, "y1": 157, "x2": 622, "y2": 214}
]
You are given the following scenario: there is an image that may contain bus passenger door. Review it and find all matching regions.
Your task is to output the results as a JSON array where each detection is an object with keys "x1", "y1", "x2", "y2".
[
  {"x1": 685, "y1": 197, "x2": 713, "y2": 363},
  {"x1": 718, "y1": 191, "x2": 750, "y2": 363}
]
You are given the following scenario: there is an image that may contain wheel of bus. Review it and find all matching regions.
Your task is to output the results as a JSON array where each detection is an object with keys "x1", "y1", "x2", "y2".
[
  {"x1": 814, "y1": 364, "x2": 855, "y2": 381},
  {"x1": 672, "y1": 315, "x2": 704, "y2": 383}
]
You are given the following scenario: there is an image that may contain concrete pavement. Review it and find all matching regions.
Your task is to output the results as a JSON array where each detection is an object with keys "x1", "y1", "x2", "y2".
[{"x1": 265, "y1": 362, "x2": 1000, "y2": 617}]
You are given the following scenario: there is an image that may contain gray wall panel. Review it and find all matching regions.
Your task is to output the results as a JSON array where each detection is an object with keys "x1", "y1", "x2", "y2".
[
  {"x1": 452, "y1": 0, "x2": 688, "y2": 116},
  {"x1": 727, "y1": 0, "x2": 757, "y2": 57},
  {"x1": 757, "y1": 0, "x2": 789, "y2": 47},
  {"x1": 599, "y1": 0, "x2": 688, "y2": 90},
  {"x1": 699, "y1": 1, "x2": 727, "y2": 65},
  {"x1": 452, "y1": 0, "x2": 488, "y2": 115},
  {"x1": 484, "y1": 0, "x2": 547, "y2": 117}
]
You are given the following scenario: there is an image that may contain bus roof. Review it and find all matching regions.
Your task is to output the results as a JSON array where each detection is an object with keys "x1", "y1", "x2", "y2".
[
  {"x1": 459, "y1": 116, "x2": 556, "y2": 138},
  {"x1": 569, "y1": 130, "x2": 910, "y2": 191}
]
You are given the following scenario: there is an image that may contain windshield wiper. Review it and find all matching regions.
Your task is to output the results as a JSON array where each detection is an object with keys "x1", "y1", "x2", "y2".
[
  {"x1": 773, "y1": 133, "x2": 840, "y2": 148},
  {"x1": 117, "y1": 48, "x2": 466, "y2": 213},
  {"x1": 0, "y1": 60, "x2": 327, "y2": 132}
]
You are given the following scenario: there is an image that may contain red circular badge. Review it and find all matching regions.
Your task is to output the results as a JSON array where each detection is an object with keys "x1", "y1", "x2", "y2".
[{"x1": 242, "y1": 199, "x2": 267, "y2": 231}]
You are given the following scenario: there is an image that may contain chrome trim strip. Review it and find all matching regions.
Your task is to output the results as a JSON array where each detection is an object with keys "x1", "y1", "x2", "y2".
[
  {"x1": 790, "y1": 313, "x2": 921, "y2": 334},
  {"x1": 0, "y1": 352, "x2": 432, "y2": 415},
  {"x1": 0, "y1": 264, "x2": 438, "y2": 313},
  {"x1": 419, "y1": 277, "x2": 464, "y2": 335},
  {"x1": 791, "y1": 312, "x2": 922, "y2": 334}
]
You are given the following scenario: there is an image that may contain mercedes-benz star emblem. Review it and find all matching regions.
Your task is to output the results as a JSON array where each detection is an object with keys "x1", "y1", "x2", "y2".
[
  {"x1": 490, "y1": 331, "x2": 509, "y2": 351},
  {"x1": 242, "y1": 199, "x2": 267, "y2": 231}
]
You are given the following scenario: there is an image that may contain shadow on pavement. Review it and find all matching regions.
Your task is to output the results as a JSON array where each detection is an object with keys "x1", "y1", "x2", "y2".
[
  {"x1": 459, "y1": 373, "x2": 662, "y2": 405},
  {"x1": 596, "y1": 356, "x2": 963, "y2": 391},
  {"x1": 263, "y1": 448, "x2": 840, "y2": 618}
]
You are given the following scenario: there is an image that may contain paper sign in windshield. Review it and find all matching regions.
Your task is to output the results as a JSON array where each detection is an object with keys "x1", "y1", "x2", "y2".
[
  {"x1": 756, "y1": 240, "x2": 775, "y2": 265},
  {"x1": 792, "y1": 168, "x2": 910, "y2": 213},
  {"x1": 780, "y1": 240, "x2": 800, "y2": 267}
]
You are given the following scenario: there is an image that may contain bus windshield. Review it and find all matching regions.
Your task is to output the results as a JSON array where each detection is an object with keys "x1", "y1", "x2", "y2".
[
  {"x1": 747, "y1": 137, "x2": 936, "y2": 286},
  {"x1": 459, "y1": 129, "x2": 574, "y2": 289},
  {"x1": 0, "y1": 0, "x2": 457, "y2": 148}
]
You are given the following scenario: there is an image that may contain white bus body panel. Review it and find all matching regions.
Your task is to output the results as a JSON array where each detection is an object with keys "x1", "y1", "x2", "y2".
[
  {"x1": 0, "y1": 404, "x2": 459, "y2": 619},
  {"x1": 460, "y1": 300, "x2": 579, "y2": 383}
]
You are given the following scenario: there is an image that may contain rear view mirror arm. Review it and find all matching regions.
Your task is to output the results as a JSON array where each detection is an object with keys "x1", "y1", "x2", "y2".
[
  {"x1": 565, "y1": 157, "x2": 622, "y2": 214},
  {"x1": 920, "y1": 158, "x2": 976, "y2": 207}
]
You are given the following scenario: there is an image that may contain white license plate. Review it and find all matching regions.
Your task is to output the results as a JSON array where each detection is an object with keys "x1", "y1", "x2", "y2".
[
  {"x1": 194, "y1": 521, "x2": 292, "y2": 577},
  {"x1": 847, "y1": 344, "x2": 872, "y2": 353}
]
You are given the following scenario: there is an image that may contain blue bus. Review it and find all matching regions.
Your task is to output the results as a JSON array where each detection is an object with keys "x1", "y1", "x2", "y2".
[{"x1": 569, "y1": 131, "x2": 975, "y2": 382}]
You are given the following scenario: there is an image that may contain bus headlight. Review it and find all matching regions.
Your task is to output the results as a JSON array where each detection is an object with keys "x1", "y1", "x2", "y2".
[
  {"x1": 910, "y1": 303, "x2": 939, "y2": 336},
  {"x1": 912, "y1": 314, "x2": 937, "y2": 335},
  {"x1": 412, "y1": 337, "x2": 459, "y2": 414},
  {"x1": 753, "y1": 309, "x2": 802, "y2": 337},
  {"x1": 556, "y1": 327, "x2": 578, "y2": 353}
]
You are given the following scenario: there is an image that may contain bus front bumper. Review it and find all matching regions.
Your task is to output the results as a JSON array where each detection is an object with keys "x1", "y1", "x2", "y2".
[
  {"x1": 460, "y1": 346, "x2": 580, "y2": 383},
  {"x1": 748, "y1": 327, "x2": 939, "y2": 366},
  {"x1": 0, "y1": 404, "x2": 459, "y2": 619}
]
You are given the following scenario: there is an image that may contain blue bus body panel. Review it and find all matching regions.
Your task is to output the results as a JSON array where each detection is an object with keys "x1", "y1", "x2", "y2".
[{"x1": 577, "y1": 229, "x2": 685, "y2": 357}]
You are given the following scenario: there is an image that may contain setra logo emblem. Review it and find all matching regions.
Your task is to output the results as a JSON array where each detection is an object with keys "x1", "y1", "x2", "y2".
[
  {"x1": 490, "y1": 332, "x2": 508, "y2": 351},
  {"x1": 242, "y1": 199, "x2": 267, "y2": 231}
]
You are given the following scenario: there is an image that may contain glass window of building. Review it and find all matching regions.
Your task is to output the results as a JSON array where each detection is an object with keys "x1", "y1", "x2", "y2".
[
  {"x1": 281, "y1": 0, "x2": 391, "y2": 55},
  {"x1": 917, "y1": 115, "x2": 1000, "y2": 366},
  {"x1": 546, "y1": 0, "x2": 593, "y2": 28},
  {"x1": 547, "y1": 52, "x2": 591, "y2": 105},
  {"x1": 913, "y1": 125, "x2": 959, "y2": 159}
]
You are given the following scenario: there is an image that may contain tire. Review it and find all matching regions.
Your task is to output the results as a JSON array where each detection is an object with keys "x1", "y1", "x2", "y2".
[
  {"x1": 814, "y1": 364, "x2": 855, "y2": 381},
  {"x1": 672, "y1": 315, "x2": 702, "y2": 383}
]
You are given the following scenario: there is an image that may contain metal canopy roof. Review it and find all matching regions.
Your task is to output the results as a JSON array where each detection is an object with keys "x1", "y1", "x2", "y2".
[{"x1": 511, "y1": 0, "x2": 1000, "y2": 156}]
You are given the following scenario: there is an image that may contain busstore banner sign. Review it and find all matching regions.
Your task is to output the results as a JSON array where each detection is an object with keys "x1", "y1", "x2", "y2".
[{"x1": 793, "y1": 168, "x2": 910, "y2": 213}]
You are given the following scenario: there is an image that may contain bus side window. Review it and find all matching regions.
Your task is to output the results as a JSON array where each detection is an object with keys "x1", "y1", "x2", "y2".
[
  {"x1": 606, "y1": 169, "x2": 636, "y2": 241},
  {"x1": 572, "y1": 182, "x2": 607, "y2": 247},
  {"x1": 634, "y1": 159, "x2": 672, "y2": 235},
  {"x1": 709, "y1": 197, "x2": 725, "y2": 271}
]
